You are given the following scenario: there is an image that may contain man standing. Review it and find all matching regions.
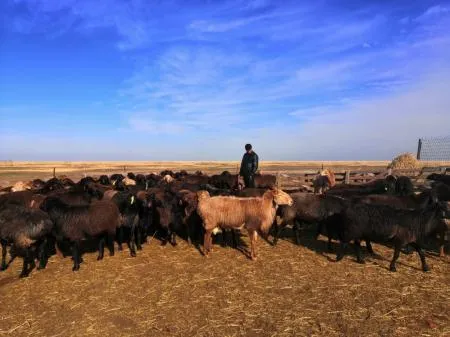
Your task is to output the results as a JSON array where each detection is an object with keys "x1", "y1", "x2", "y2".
[{"x1": 239, "y1": 144, "x2": 259, "y2": 188}]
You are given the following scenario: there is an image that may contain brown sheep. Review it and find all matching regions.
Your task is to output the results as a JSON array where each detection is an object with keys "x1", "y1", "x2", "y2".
[
  {"x1": 313, "y1": 169, "x2": 336, "y2": 194},
  {"x1": 196, "y1": 188, "x2": 293, "y2": 260},
  {"x1": 11, "y1": 181, "x2": 33, "y2": 192}
]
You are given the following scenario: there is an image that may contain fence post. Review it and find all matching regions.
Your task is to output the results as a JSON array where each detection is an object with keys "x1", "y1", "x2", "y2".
[
  {"x1": 416, "y1": 138, "x2": 422, "y2": 160},
  {"x1": 344, "y1": 171, "x2": 350, "y2": 184},
  {"x1": 53, "y1": 167, "x2": 56, "y2": 178}
]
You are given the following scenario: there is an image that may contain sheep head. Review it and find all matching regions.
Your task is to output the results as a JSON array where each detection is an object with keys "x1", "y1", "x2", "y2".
[
  {"x1": 196, "y1": 190, "x2": 210, "y2": 200},
  {"x1": 265, "y1": 188, "x2": 293, "y2": 206}
]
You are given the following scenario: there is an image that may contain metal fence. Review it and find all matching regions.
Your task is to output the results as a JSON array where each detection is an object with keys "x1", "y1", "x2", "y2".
[{"x1": 417, "y1": 136, "x2": 450, "y2": 161}]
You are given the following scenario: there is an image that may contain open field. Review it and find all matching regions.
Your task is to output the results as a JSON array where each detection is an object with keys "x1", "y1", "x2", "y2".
[
  {"x1": 2, "y1": 160, "x2": 450, "y2": 189},
  {"x1": 0, "y1": 161, "x2": 384, "y2": 187},
  {"x1": 1, "y1": 159, "x2": 444, "y2": 187},
  {"x1": 0, "y1": 228, "x2": 449, "y2": 337}
]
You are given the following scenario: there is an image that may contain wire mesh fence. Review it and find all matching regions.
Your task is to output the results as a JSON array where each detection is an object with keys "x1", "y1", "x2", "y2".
[{"x1": 417, "y1": 136, "x2": 450, "y2": 161}]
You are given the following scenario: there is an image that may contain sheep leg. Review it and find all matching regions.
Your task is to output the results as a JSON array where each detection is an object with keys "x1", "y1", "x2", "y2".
[
  {"x1": 354, "y1": 240, "x2": 365, "y2": 264},
  {"x1": 117, "y1": 227, "x2": 124, "y2": 251},
  {"x1": 220, "y1": 231, "x2": 227, "y2": 248},
  {"x1": 247, "y1": 229, "x2": 258, "y2": 261},
  {"x1": 186, "y1": 225, "x2": 192, "y2": 246},
  {"x1": 1, "y1": 240, "x2": 7, "y2": 271},
  {"x1": 231, "y1": 230, "x2": 238, "y2": 249},
  {"x1": 19, "y1": 249, "x2": 34, "y2": 278},
  {"x1": 203, "y1": 229, "x2": 212, "y2": 256},
  {"x1": 170, "y1": 230, "x2": 177, "y2": 247},
  {"x1": 161, "y1": 227, "x2": 169, "y2": 246},
  {"x1": 315, "y1": 221, "x2": 323, "y2": 240},
  {"x1": 97, "y1": 235, "x2": 106, "y2": 260},
  {"x1": 136, "y1": 224, "x2": 142, "y2": 251},
  {"x1": 37, "y1": 239, "x2": 48, "y2": 270},
  {"x1": 365, "y1": 240, "x2": 375, "y2": 255},
  {"x1": 410, "y1": 242, "x2": 430, "y2": 272},
  {"x1": 71, "y1": 242, "x2": 81, "y2": 271},
  {"x1": 129, "y1": 226, "x2": 137, "y2": 257},
  {"x1": 327, "y1": 237, "x2": 333, "y2": 252},
  {"x1": 272, "y1": 224, "x2": 280, "y2": 246},
  {"x1": 107, "y1": 233, "x2": 115, "y2": 257},
  {"x1": 438, "y1": 230, "x2": 446, "y2": 257},
  {"x1": 336, "y1": 242, "x2": 349, "y2": 262},
  {"x1": 389, "y1": 242, "x2": 402, "y2": 272},
  {"x1": 294, "y1": 221, "x2": 301, "y2": 245},
  {"x1": 19, "y1": 255, "x2": 29, "y2": 278}
]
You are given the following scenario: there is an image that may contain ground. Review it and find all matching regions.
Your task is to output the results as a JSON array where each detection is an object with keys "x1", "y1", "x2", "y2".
[
  {"x1": 0, "y1": 162, "x2": 449, "y2": 337},
  {"x1": 0, "y1": 228, "x2": 449, "y2": 337}
]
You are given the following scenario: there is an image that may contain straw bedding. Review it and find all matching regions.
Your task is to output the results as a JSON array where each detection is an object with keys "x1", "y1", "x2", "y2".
[{"x1": 0, "y1": 227, "x2": 448, "y2": 337}]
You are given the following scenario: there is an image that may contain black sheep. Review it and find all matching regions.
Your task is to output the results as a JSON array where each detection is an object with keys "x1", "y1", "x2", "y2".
[
  {"x1": 110, "y1": 173, "x2": 125, "y2": 184},
  {"x1": 431, "y1": 182, "x2": 450, "y2": 201},
  {"x1": 336, "y1": 200, "x2": 448, "y2": 272},
  {"x1": 78, "y1": 176, "x2": 96, "y2": 188},
  {"x1": 395, "y1": 176, "x2": 414, "y2": 196},
  {"x1": 147, "y1": 192, "x2": 180, "y2": 246},
  {"x1": 0, "y1": 205, "x2": 54, "y2": 277},
  {"x1": 102, "y1": 190, "x2": 142, "y2": 256},
  {"x1": 160, "y1": 170, "x2": 174, "y2": 177},
  {"x1": 326, "y1": 176, "x2": 397, "y2": 197},
  {"x1": 135, "y1": 174, "x2": 147, "y2": 186},
  {"x1": 98, "y1": 175, "x2": 110, "y2": 186},
  {"x1": 40, "y1": 197, "x2": 121, "y2": 271},
  {"x1": 40, "y1": 178, "x2": 65, "y2": 194},
  {"x1": 427, "y1": 173, "x2": 450, "y2": 186},
  {"x1": 0, "y1": 191, "x2": 35, "y2": 210}
]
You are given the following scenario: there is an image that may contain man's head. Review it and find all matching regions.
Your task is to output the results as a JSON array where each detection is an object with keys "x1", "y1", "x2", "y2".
[{"x1": 245, "y1": 144, "x2": 252, "y2": 153}]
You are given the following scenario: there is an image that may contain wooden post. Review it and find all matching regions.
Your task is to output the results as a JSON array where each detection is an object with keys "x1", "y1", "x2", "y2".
[
  {"x1": 53, "y1": 167, "x2": 56, "y2": 178},
  {"x1": 416, "y1": 138, "x2": 422, "y2": 160},
  {"x1": 344, "y1": 171, "x2": 350, "y2": 184}
]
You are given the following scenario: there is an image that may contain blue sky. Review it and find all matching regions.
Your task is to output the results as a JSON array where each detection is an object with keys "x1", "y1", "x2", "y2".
[{"x1": 0, "y1": 0, "x2": 449, "y2": 161}]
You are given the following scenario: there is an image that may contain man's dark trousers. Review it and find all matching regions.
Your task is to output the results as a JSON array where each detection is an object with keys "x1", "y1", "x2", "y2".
[{"x1": 243, "y1": 174, "x2": 255, "y2": 188}]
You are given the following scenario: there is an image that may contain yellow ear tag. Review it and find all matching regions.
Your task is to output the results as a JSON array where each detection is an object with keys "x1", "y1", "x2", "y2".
[{"x1": 131, "y1": 196, "x2": 135, "y2": 205}]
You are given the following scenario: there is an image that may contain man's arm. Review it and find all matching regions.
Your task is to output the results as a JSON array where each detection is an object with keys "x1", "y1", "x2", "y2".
[
  {"x1": 239, "y1": 154, "x2": 245, "y2": 176},
  {"x1": 252, "y1": 153, "x2": 259, "y2": 174}
]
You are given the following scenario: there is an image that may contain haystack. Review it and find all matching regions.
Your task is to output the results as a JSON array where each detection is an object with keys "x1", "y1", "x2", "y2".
[{"x1": 387, "y1": 153, "x2": 420, "y2": 169}]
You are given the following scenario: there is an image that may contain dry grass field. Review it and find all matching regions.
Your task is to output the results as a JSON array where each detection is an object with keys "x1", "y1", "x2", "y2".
[
  {"x1": 0, "y1": 229, "x2": 449, "y2": 337},
  {"x1": 0, "y1": 161, "x2": 393, "y2": 187},
  {"x1": 0, "y1": 161, "x2": 449, "y2": 337}
]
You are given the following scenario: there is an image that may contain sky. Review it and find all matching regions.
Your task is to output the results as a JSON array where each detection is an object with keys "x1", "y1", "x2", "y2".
[{"x1": 0, "y1": 0, "x2": 449, "y2": 161}]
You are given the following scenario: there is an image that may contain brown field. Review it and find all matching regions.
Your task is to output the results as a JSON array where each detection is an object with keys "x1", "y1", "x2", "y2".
[
  {"x1": 0, "y1": 161, "x2": 449, "y2": 337},
  {"x1": 0, "y1": 161, "x2": 395, "y2": 187}
]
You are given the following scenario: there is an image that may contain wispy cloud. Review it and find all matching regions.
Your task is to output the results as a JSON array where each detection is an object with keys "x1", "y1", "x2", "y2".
[{"x1": 415, "y1": 5, "x2": 450, "y2": 21}]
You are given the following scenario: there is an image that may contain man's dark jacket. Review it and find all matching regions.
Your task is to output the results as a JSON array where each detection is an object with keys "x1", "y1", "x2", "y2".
[{"x1": 239, "y1": 151, "x2": 259, "y2": 177}]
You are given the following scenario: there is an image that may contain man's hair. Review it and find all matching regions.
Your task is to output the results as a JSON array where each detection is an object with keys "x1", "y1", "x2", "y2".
[{"x1": 245, "y1": 144, "x2": 252, "y2": 151}]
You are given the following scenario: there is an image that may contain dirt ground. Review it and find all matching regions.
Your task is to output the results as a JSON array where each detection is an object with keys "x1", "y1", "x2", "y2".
[{"x1": 0, "y1": 228, "x2": 449, "y2": 337}]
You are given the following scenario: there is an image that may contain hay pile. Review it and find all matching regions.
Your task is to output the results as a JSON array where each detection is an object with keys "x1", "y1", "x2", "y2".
[{"x1": 388, "y1": 153, "x2": 420, "y2": 169}]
